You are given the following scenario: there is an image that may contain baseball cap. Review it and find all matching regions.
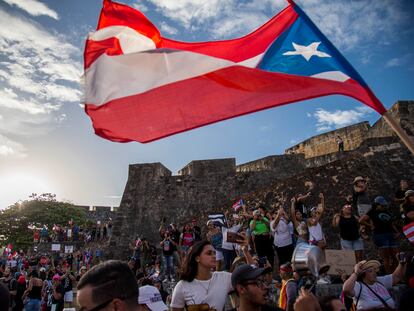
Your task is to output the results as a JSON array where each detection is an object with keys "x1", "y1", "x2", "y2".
[
  {"x1": 138, "y1": 285, "x2": 167, "y2": 311},
  {"x1": 374, "y1": 196, "x2": 388, "y2": 206},
  {"x1": 405, "y1": 189, "x2": 414, "y2": 199},
  {"x1": 231, "y1": 264, "x2": 271, "y2": 288},
  {"x1": 353, "y1": 176, "x2": 365, "y2": 184}
]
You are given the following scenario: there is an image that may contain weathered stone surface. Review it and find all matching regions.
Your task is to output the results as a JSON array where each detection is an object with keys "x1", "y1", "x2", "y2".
[{"x1": 107, "y1": 101, "x2": 414, "y2": 259}]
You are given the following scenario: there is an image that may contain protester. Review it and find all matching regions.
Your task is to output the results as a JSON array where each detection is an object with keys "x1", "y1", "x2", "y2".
[
  {"x1": 342, "y1": 255, "x2": 407, "y2": 310},
  {"x1": 231, "y1": 264, "x2": 283, "y2": 311},
  {"x1": 336, "y1": 135, "x2": 344, "y2": 152},
  {"x1": 278, "y1": 263, "x2": 297, "y2": 311},
  {"x1": 60, "y1": 264, "x2": 76, "y2": 308},
  {"x1": 206, "y1": 220, "x2": 224, "y2": 271},
  {"x1": 307, "y1": 193, "x2": 326, "y2": 249},
  {"x1": 0, "y1": 267, "x2": 15, "y2": 310},
  {"x1": 14, "y1": 273, "x2": 26, "y2": 311},
  {"x1": 23, "y1": 270, "x2": 43, "y2": 311},
  {"x1": 170, "y1": 239, "x2": 252, "y2": 310},
  {"x1": 160, "y1": 230, "x2": 177, "y2": 281},
  {"x1": 222, "y1": 216, "x2": 242, "y2": 271},
  {"x1": 0, "y1": 282, "x2": 10, "y2": 311},
  {"x1": 51, "y1": 274, "x2": 65, "y2": 311},
  {"x1": 352, "y1": 176, "x2": 371, "y2": 239},
  {"x1": 191, "y1": 219, "x2": 202, "y2": 242},
  {"x1": 360, "y1": 196, "x2": 400, "y2": 273},
  {"x1": 179, "y1": 224, "x2": 195, "y2": 260},
  {"x1": 332, "y1": 204, "x2": 364, "y2": 262},
  {"x1": 402, "y1": 189, "x2": 414, "y2": 224},
  {"x1": 318, "y1": 295, "x2": 346, "y2": 311},
  {"x1": 250, "y1": 208, "x2": 274, "y2": 267},
  {"x1": 77, "y1": 260, "x2": 138, "y2": 311},
  {"x1": 271, "y1": 208, "x2": 294, "y2": 268},
  {"x1": 290, "y1": 197, "x2": 308, "y2": 244}
]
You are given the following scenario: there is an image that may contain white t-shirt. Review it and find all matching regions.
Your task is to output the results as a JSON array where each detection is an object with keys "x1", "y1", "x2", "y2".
[
  {"x1": 308, "y1": 222, "x2": 324, "y2": 242},
  {"x1": 353, "y1": 275, "x2": 395, "y2": 310},
  {"x1": 221, "y1": 224, "x2": 242, "y2": 251},
  {"x1": 171, "y1": 271, "x2": 232, "y2": 310},
  {"x1": 271, "y1": 219, "x2": 293, "y2": 247}
]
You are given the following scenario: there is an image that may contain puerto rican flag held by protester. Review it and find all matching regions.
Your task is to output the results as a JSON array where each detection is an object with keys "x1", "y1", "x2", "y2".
[
  {"x1": 403, "y1": 222, "x2": 414, "y2": 244},
  {"x1": 232, "y1": 199, "x2": 244, "y2": 212},
  {"x1": 84, "y1": 0, "x2": 386, "y2": 143}
]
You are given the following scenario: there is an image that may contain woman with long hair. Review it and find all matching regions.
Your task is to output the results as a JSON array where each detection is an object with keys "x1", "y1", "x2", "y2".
[
  {"x1": 332, "y1": 203, "x2": 365, "y2": 262},
  {"x1": 23, "y1": 270, "x2": 43, "y2": 311},
  {"x1": 171, "y1": 239, "x2": 251, "y2": 311}
]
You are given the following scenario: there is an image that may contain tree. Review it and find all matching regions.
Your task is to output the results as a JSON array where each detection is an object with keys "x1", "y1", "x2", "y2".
[{"x1": 0, "y1": 194, "x2": 87, "y2": 250}]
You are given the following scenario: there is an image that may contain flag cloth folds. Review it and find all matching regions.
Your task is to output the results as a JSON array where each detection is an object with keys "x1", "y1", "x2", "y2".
[{"x1": 84, "y1": 0, "x2": 386, "y2": 143}]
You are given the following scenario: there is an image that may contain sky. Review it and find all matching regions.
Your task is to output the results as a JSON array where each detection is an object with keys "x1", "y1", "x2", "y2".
[{"x1": 0, "y1": 0, "x2": 413, "y2": 209}]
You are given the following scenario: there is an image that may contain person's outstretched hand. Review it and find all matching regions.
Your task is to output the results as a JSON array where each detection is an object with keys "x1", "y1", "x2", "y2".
[{"x1": 294, "y1": 288, "x2": 322, "y2": 311}]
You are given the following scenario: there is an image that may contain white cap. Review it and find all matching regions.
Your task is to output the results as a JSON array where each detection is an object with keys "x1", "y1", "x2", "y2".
[{"x1": 138, "y1": 285, "x2": 167, "y2": 311}]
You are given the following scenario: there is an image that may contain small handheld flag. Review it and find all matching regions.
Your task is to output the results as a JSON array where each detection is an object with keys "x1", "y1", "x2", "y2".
[{"x1": 232, "y1": 199, "x2": 244, "y2": 212}]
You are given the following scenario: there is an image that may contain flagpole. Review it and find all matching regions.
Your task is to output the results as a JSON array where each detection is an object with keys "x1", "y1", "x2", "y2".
[{"x1": 382, "y1": 110, "x2": 414, "y2": 155}]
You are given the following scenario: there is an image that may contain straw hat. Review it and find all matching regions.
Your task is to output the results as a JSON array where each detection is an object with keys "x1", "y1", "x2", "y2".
[{"x1": 360, "y1": 260, "x2": 381, "y2": 272}]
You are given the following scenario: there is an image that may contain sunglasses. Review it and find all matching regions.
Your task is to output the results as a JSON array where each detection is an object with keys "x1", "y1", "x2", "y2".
[{"x1": 80, "y1": 294, "x2": 135, "y2": 311}]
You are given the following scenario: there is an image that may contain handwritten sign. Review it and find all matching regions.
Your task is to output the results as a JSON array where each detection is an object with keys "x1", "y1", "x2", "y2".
[
  {"x1": 65, "y1": 245, "x2": 74, "y2": 254},
  {"x1": 51, "y1": 244, "x2": 61, "y2": 252},
  {"x1": 325, "y1": 249, "x2": 356, "y2": 275}
]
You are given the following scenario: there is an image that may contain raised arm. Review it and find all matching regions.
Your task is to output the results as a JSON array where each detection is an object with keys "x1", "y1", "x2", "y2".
[
  {"x1": 343, "y1": 261, "x2": 366, "y2": 297},
  {"x1": 290, "y1": 197, "x2": 300, "y2": 229},
  {"x1": 332, "y1": 213, "x2": 341, "y2": 227}
]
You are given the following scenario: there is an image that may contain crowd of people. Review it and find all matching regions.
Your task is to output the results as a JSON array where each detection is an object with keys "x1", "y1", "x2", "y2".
[
  {"x1": 1, "y1": 176, "x2": 414, "y2": 311},
  {"x1": 32, "y1": 220, "x2": 113, "y2": 244}
]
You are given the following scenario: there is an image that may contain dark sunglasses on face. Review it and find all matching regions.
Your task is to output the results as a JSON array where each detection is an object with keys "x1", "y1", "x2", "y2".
[{"x1": 80, "y1": 294, "x2": 135, "y2": 311}]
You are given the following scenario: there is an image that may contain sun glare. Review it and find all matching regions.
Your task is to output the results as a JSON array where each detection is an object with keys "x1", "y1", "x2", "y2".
[{"x1": 0, "y1": 172, "x2": 54, "y2": 208}]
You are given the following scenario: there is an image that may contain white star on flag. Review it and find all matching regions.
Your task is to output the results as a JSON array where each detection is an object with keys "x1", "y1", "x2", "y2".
[{"x1": 283, "y1": 42, "x2": 331, "y2": 61}]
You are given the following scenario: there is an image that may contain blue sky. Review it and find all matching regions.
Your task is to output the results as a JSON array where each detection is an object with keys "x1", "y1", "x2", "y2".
[{"x1": 0, "y1": 0, "x2": 413, "y2": 209}]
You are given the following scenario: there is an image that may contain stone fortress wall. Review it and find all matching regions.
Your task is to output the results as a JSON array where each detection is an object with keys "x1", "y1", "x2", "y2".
[{"x1": 107, "y1": 101, "x2": 414, "y2": 259}]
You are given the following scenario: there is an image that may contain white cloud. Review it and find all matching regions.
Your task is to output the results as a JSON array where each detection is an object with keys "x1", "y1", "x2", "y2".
[
  {"x1": 311, "y1": 106, "x2": 373, "y2": 132},
  {"x1": 146, "y1": 0, "x2": 408, "y2": 50},
  {"x1": 0, "y1": 134, "x2": 27, "y2": 158},
  {"x1": 0, "y1": 7, "x2": 82, "y2": 157},
  {"x1": 2, "y1": 0, "x2": 59, "y2": 20},
  {"x1": 159, "y1": 22, "x2": 178, "y2": 35},
  {"x1": 385, "y1": 54, "x2": 413, "y2": 68},
  {"x1": 132, "y1": 2, "x2": 149, "y2": 12}
]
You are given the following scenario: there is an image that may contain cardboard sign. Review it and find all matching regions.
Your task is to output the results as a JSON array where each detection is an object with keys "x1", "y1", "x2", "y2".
[
  {"x1": 51, "y1": 244, "x2": 61, "y2": 252},
  {"x1": 325, "y1": 249, "x2": 356, "y2": 275},
  {"x1": 65, "y1": 245, "x2": 74, "y2": 254}
]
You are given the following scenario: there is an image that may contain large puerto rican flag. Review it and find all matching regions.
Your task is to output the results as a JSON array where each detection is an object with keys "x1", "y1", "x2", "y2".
[{"x1": 84, "y1": 0, "x2": 386, "y2": 143}]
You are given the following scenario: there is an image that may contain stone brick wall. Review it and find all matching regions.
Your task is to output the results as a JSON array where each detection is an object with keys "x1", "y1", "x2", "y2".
[{"x1": 285, "y1": 121, "x2": 370, "y2": 158}]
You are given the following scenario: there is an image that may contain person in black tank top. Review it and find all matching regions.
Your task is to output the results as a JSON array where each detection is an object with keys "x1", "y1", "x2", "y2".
[
  {"x1": 333, "y1": 204, "x2": 365, "y2": 262},
  {"x1": 24, "y1": 270, "x2": 43, "y2": 311}
]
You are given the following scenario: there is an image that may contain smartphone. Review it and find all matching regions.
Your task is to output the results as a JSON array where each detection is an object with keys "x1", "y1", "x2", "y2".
[
  {"x1": 397, "y1": 252, "x2": 406, "y2": 263},
  {"x1": 227, "y1": 232, "x2": 243, "y2": 243}
]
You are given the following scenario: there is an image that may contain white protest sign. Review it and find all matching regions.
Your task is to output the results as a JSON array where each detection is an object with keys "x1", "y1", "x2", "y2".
[
  {"x1": 64, "y1": 245, "x2": 74, "y2": 254},
  {"x1": 51, "y1": 244, "x2": 61, "y2": 252}
]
